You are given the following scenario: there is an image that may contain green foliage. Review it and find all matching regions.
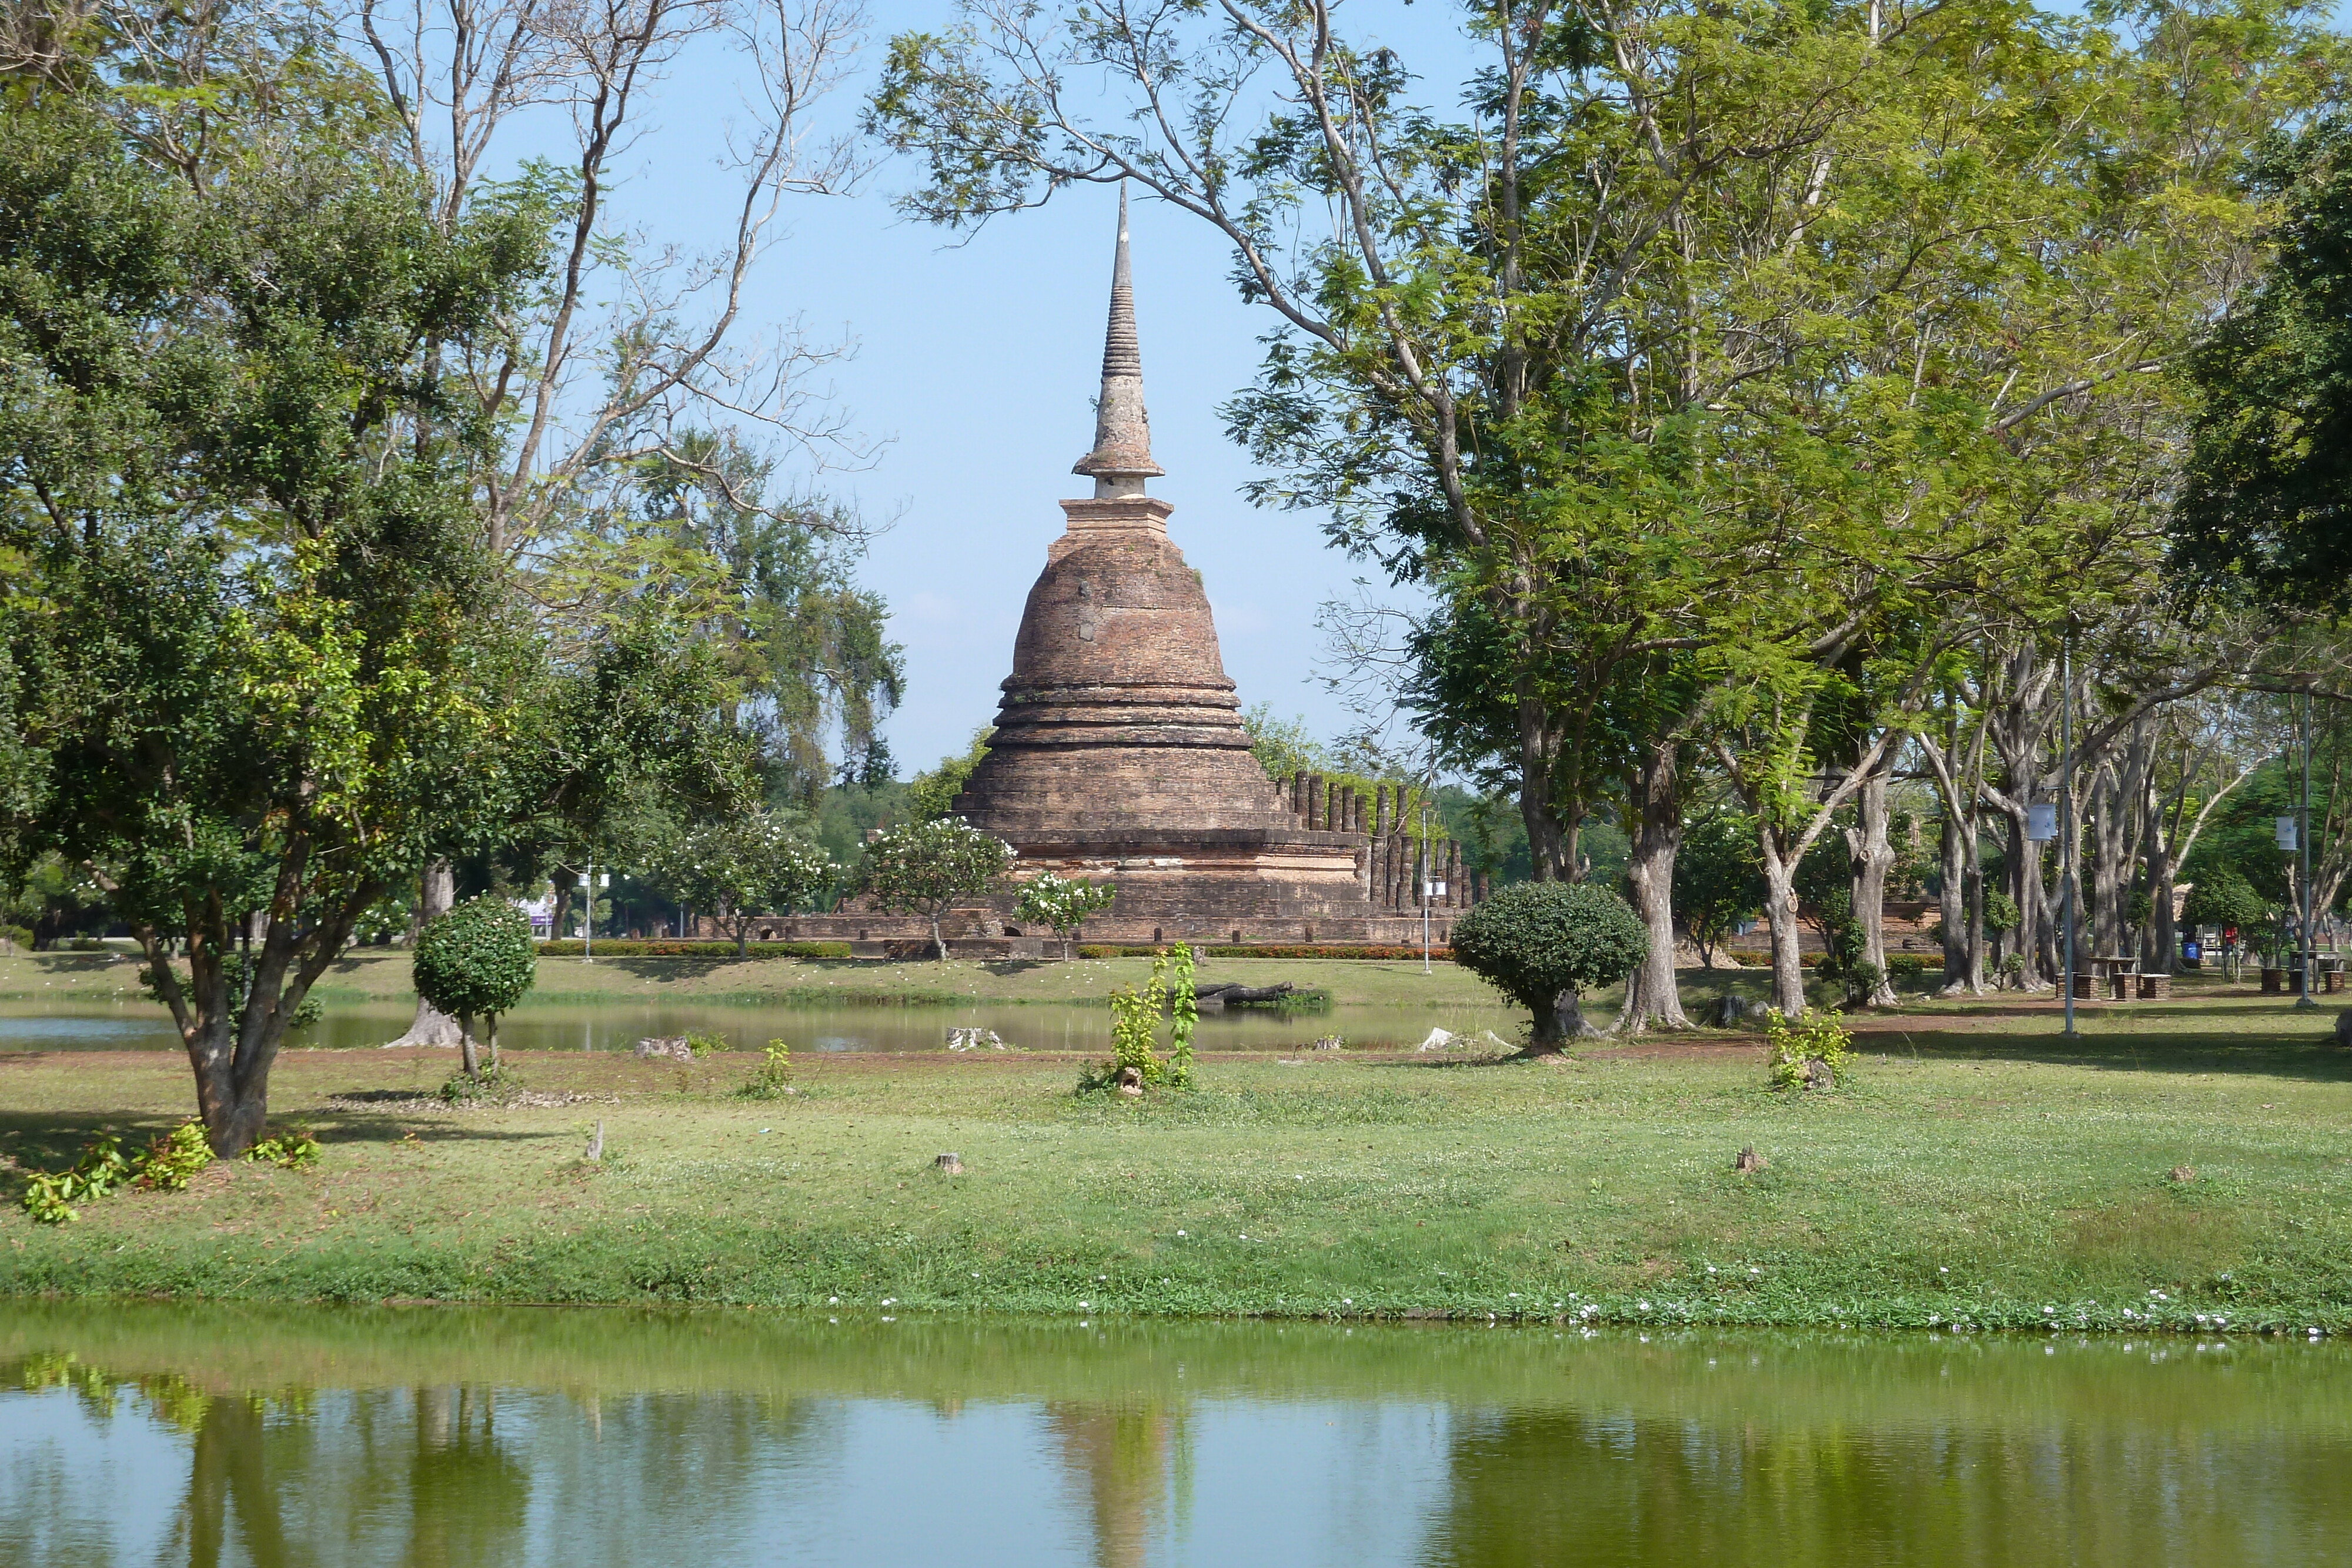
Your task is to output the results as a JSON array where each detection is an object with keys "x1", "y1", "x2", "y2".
[
  {"x1": 736, "y1": 1038, "x2": 794, "y2": 1100},
  {"x1": 1450, "y1": 882, "x2": 1649, "y2": 1046},
  {"x1": 858, "y1": 817, "x2": 1012, "y2": 958},
  {"x1": 412, "y1": 899, "x2": 538, "y2": 1024},
  {"x1": 1984, "y1": 891, "x2": 2022, "y2": 935},
  {"x1": 1240, "y1": 706, "x2": 1326, "y2": 784},
  {"x1": 683, "y1": 1032, "x2": 727, "y2": 1058},
  {"x1": 245, "y1": 1129, "x2": 321, "y2": 1170},
  {"x1": 1091, "y1": 944, "x2": 1198, "y2": 1094},
  {"x1": 2182, "y1": 870, "x2": 2271, "y2": 935},
  {"x1": 658, "y1": 813, "x2": 836, "y2": 954},
  {"x1": 134, "y1": 1122, "x2": 216, "y2": 1192},
  {"x1": 1015, "y1": 872, "x2": 1118, "y2": 955},
  {"x1": 19, "y1": 1120, "x2": 215, "y2": 1222},
  {"x1": 907, "y1": 728, "x2": 992, "y2": 821},
  {"x1": 2175, "y1": 119, "x2": 2352, "y2": 613},
  {"x1": 438, "y1": 1063, "x2": 525, "y2": 1105},
  {"x1": 1766, "y1": 1009, "x2": 1856, "y2": 1092},
  {"x1": 1675, "y1": 814, "x2": 1765, "y2": 965}
]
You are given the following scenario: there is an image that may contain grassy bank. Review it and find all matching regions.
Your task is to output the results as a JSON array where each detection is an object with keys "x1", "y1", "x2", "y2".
[{"x1": 4, "y1": 982, "x2": 2351, "y2": 1332}]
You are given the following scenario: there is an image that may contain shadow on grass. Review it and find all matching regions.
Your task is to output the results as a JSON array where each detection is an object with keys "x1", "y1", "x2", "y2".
[{"x1": 0, "y1": 1103, "x2": 571, "y2": 1186}]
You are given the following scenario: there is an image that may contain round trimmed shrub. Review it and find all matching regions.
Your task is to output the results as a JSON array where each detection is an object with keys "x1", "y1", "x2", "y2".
[
  {"x1": 1451, "y1": 881, "x2": 1649, "y2": 1050},
  {"x1": 412, "y1": 897, "x2": 537, "y2": 1074}
]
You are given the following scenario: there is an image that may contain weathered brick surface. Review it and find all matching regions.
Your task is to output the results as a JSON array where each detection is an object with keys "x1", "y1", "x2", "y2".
[{"x1": 950, "y1": 493, "x2": 1390, "y2": 928}]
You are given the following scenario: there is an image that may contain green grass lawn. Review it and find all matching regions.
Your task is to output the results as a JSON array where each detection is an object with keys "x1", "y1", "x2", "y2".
[{"x1": 4, "y1": 960, "x2": 2350, "y2": 1333}]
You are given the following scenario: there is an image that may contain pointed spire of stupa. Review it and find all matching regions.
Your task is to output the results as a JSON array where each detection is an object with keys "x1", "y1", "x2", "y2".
[{"x1": 1073, "y1": 185, "x2": 1164, "y2": 497}]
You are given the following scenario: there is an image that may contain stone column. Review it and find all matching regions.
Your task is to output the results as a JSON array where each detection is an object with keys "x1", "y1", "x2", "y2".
[
  {"x1": 1374, "y1": 784, "x2": 1392, "y2": 838},
  {"x1": 1447, "y1": 842, "x2": 1464, "y2": 907},
  {"x1": 1291, "y1": 774, "x2": 1308, "y2": 820}
]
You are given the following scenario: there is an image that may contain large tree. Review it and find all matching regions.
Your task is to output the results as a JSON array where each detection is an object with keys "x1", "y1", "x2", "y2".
[{"x1": 0, "y1": 51, "x2": 542, "y2": 1151}]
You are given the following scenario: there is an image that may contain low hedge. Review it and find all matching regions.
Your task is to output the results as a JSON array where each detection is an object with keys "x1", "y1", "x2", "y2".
[
  {"x1": 534, "y1": 940, "x2": 853, "y2": 959},
  {"x1": 1077, "y1": 944, "x2": 1452, "y2": 961}
]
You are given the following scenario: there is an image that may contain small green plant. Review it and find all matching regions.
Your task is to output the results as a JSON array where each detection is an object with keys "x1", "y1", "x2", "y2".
[
  {"x1": 19, "y1": 1120, "x2": 216, "y2": 1223},
  {"x1": 245, "y1": 1128, "x2": 322, "y2": 1169},
  {"x1": 134, "y1": 1121, "x2": 215, "y2": 1191},
  {"x1": 1766, "y1": 1009, "x2": 1855, "y2": 1091},
  {"x1": 1842, "y1": 958, "x2": 1886, "y2": 1009},
  {"x1": 683, "y1": 1031, "x2": 727, "y2": 1058},
  {"x1": 438, "y1": 1062, "x2": 525, "y2": 1105},
  {"x1": 736, "y1": 1038, "x2": 795, "y2": 1099},
  {"x1": 1088, "y1": 943, "x2": 1198, "y2": 1095}
]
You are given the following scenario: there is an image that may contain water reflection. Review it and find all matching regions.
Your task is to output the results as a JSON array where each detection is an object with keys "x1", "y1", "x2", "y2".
[{"x1": 5, "y1": 1307, "x2": 2350, "y2": 1567}]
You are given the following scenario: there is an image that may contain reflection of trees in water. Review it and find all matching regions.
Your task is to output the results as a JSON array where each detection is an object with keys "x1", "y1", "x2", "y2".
[
  {"x1": 397, "y1": 1388, "x2": 530, "y2": 1568},
  {"x1": 166, "y1": 1385, "x2": 529, "y2": 1568},
  {"x1": 1044, "y1": 1401, "x2": 1191, "y2": 1568},
  {"x1": 1421, "y1": 1407, "x2": 2350, "y2": 1567}
]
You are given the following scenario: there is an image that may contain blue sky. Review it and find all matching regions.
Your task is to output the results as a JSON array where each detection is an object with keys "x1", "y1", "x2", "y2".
[{"x1": 589, "y1": 1, "x2": 1480, "y2": 776}]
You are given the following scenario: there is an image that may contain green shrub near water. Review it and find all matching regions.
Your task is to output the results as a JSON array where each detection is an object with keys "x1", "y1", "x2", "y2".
[
  {"x1": 1449, "y1": 882, "x2": 1648, "y2": 1050},
  {"x1": 414, "y1": 899, "x2": 538, "y2": 1075}
]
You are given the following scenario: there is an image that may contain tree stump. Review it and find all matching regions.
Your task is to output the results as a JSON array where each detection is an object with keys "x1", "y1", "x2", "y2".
[
  {"x1": 935, "y1": 1152, "x2": 964, "y2": 1175},
  {"x1": 2170, "y1": 1165, "x2": 2195, "y2": 1184},
  {"x1": 1734, "y1": 1146, "x2": 1765, "y2": 1174},
  {"x1": 2335, "y1": 1009, "x2": 2352, "y2": 1049},
  {"x1": 1802, "y1": 1056, "x2": 1836, "y2": 1091},
  {"x1": 1115, "y1": 1066, "x2": 1144, "y2": 1097}
]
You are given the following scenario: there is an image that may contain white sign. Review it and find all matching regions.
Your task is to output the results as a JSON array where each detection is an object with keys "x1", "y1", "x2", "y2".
[
  {"x1": 2026, "y1": 804, "x2": 2057, "y2": 841},
  {"x1": 1425, "y1": 881, "x2": 1447, "y2": 898},
  {"x1": 2277, "y1": 816, "x2": 2300, "y2": 851}
]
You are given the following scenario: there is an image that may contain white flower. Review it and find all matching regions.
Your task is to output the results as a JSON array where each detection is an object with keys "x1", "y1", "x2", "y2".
[
  {"x1": 1077, "y1": 1300, "x2": 1090, "y2": 1309},
  {"x1": 1638, "y1": 1300, "x2": 1650, "y2": 1310}
]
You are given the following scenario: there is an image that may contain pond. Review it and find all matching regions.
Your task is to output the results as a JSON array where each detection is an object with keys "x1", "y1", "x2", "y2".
[
  {"x1": 3, "y1": 1302, "x2": 2347, "y2": 1566},
  {"x1": 0, "y1": 999, "x2": 1520, "y2": 1055}
]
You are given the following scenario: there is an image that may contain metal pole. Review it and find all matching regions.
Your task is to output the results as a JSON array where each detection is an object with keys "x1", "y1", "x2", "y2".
[
  {"x1": 2062, "y1": 634, "x2": 2078, "y2": 1038},
  {"x1": 2299, "y1": 692, "x2": 2317, "y2": 1009}
]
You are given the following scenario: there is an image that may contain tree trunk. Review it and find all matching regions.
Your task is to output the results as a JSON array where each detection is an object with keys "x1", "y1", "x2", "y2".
[
  {"x1": 2090, "y1": 763, "x2": 2130, "y2": 960},
  {"x1": 388, "y1": 861, "x2": 464, "y2": 1047},
  {"x1": 1524, "y1": 988, "x2": 1600, "y2": 1054},
  {"x1": 1845, "y1": 755, "x2": 1899, "y2": 1006},
  {"x1": 486, "y1": 1012, "x2": 500, "y2": 1070},
  {"x1": 930, "y1": 912, "x2": 948, "y2": 961},
  {"x1": 1759, "y1": 843, "x2": 1807, "y2": 1017},
  {"x1": 1616, "y1": 740, "x2": 1690, "y2": 1032},
  {"x1": 460, "y1": 1012, "x2": 480, "y2": 1079},
  {"x1": 1937, "y1": 803, "x2": 1968, "y2": 992}
]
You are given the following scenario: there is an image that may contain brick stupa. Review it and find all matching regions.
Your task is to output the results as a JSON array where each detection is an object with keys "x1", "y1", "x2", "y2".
[
  {"x1": 703, "y1": 196, "x2": 1478, "y2": 953},
  {"x1": 946, "y1": 192, "x2": 1420, "y2": 943}
]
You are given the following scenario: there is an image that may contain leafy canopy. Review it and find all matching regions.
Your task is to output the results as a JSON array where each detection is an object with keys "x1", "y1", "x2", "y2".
[
  {"x1": 412, "y1": 898, "x2": 538, "y2": 1021},
  {"x1": 1451, "y1": 881, "x2": 1649, "y2": 1044}
]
